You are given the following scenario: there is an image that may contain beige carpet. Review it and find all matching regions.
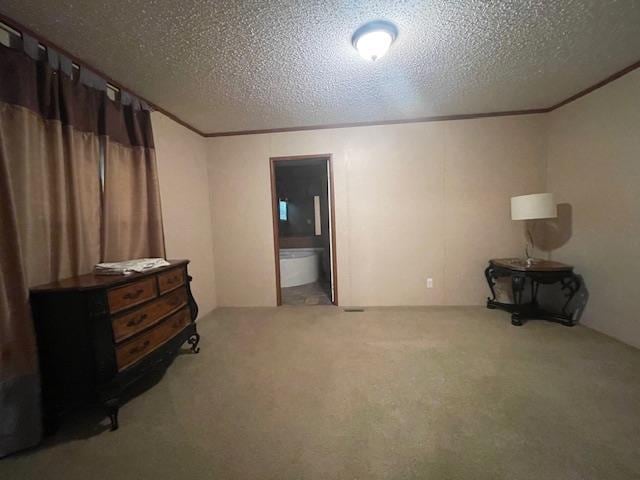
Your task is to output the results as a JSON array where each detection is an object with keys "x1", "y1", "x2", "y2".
[{"x1": 3, "y1": 306, "x2": 640, "y2": 479}]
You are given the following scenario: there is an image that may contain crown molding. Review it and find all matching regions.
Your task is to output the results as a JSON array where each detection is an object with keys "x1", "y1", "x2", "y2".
[
  {"x1": 203, "y1": 59, "x2": 640, "y2": 137},
  {"x1": 546, "y1": 59, "x2": 640, "y2": 111},
  {"x1": 203, "y1": 108, "x2": 551, "y2": 137}
]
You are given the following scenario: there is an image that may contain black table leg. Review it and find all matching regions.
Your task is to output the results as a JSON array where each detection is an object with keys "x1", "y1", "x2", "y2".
[
  {"x1": 511, "y1": 275, "x2": 526, "y2": 326},
  {"x1": 560, "y1": 275, "x2": 581, "y2": 325},
  {"x1": 485, "y1": 265, "x2": 497, "y2": 302}
]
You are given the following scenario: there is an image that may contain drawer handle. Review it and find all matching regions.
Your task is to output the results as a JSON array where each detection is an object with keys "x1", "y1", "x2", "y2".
[
  {"x1": 123, "y1": 288, "x2": 144, "y2": 300},
  {"x1": 172, "y1": 319, "x2": 185, "y2": 329},
  {"x1": 126, "y1": 313, "x2": 148, "y2": 327},
  {"x1": 166, "y1": 296, "x2": 182, "y2": 307},
  {"x1": 129, "y1": 340, "x2": 151, "y2": 355}
]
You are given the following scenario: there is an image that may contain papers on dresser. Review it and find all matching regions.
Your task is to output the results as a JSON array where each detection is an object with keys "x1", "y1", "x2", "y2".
[{"x1": 94, "y1": 258, "x2": 170, "y2": 275}]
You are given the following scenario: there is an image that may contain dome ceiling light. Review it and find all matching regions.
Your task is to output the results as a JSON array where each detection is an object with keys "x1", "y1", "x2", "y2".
[{"x1": 351, "y1": 20, "x2": 398, "y2": 61}]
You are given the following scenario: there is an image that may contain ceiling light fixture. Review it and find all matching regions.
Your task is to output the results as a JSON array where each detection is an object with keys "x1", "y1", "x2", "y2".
[{"x1": 351, "y1": 20, "x2": 398, "y2": 61}]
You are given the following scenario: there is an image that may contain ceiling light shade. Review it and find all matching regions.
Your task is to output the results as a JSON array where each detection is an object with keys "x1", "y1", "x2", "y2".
[
  {"x1": 352, "y1": 20, "x2": 398, "y2": 61},
  {"x1": 511, "y1": 193, "x2": 557, "y2": 221}
]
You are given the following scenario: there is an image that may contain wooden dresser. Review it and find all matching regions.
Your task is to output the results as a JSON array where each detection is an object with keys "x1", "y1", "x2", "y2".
[{"x1": 30, "y1": 259, "x2": 200, "y2": 431}]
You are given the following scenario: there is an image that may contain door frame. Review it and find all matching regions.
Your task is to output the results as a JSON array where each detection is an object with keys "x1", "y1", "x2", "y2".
[{"x1": 269, "y1": 154, "x2": 338, "y2": 306}]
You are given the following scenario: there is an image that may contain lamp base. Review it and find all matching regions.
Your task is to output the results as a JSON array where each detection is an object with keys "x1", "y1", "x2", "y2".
[
  {"x1": 510, "y1": 257, "x2": 544, "y2": 268},
  {"x1": 525, "y1": 257, "x2": 542, "y2": 267}
]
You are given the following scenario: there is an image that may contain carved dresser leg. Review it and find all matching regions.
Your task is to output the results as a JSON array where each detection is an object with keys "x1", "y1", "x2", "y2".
[
  {"x1": 105, "y1": 399, "x2": 120, "y2": 431},
  {"x1": 188, "y1": 333, "x2": 201, "y2": 354}
]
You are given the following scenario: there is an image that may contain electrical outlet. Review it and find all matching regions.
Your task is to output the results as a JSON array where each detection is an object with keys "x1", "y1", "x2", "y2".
[{"x1": 427, "y1": 278, "x2": 433, "y2": 288}]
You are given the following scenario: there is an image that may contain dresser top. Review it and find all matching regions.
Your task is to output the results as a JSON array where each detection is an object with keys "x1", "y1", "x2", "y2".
[
  {"x1": 30, "y1": 259, "x2": 189, "y2": 293},
  {"x1": 490, "y1": 258, "x2": 573, "y2": 272}
]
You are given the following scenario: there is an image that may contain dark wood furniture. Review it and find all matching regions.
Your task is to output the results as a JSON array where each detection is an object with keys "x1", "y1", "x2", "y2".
[
  {"x1": 484, "y1": 258, "x2": 581, "y2": 326},
  {"x1": 30, "y1": 259, "x2": 200, "y2": 432}
]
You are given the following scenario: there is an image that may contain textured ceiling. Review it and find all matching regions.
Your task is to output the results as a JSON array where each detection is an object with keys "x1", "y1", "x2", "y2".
[{"x1": 2, "y1": 1, "x2": 640, "y2": 134}]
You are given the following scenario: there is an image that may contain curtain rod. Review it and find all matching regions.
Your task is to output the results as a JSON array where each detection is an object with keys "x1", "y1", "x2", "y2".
[
  {"x1": 0, "y1": 20, "x2": 119, "y2": 95},
  {"x1": 0, "y1": 20, "x2": 20, "y2": 37},
  {"x1": 0, "y1": 13, "x2": 206, "y2": 136}
]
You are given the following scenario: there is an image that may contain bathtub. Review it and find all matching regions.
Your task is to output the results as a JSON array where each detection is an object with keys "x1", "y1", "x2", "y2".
[{"x1": 280, "y1": 248, "x2": 322, "y2": 288}]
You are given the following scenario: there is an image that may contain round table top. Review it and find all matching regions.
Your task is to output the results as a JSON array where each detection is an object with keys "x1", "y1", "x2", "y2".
[{"x1": 490, "y1": 258, "x2": 573, "y2": 272}]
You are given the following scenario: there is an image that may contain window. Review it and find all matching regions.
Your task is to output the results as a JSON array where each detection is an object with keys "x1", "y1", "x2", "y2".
[{"x1": 279, "y1": 199, "x2": 288, "y2": 221}]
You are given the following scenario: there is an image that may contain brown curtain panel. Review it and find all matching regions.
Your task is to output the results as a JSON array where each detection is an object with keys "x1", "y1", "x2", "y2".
[
  {"x1": 101, "y1": 101, "x2": 165, "y2": 261},
  {"x1": 0, "y1": 44, "x2": 102, "y2": 455}
]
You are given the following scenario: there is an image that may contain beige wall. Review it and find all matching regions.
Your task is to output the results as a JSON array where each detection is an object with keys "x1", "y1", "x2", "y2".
[
  {"x1": 208, "y1": 115, "x2": 547, "y2": 307},
  {"x1": 152, "y1": 112, "x2": 217, "y2": 316},
  {"x1": 155, "y1": 71, "x2": 640, "y2": 347},
  {"x1": 546, "y1": 69, "x2": 640, "y2": 348}
]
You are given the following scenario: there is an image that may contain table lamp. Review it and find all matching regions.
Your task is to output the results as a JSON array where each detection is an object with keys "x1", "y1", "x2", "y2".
[{"x1": 511, "y1": 193, "x2": 557, "y2": 266}]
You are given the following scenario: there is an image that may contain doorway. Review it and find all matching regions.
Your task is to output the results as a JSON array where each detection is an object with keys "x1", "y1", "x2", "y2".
[{"x1": 270, "y1": 155, "x2": 338, "y2": 306}]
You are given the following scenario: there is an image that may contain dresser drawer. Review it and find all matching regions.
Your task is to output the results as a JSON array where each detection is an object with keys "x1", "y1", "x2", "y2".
[
  {"x1": 157, "y1": 267, "x2": 185, "y2": 294},
  {"x1": 115, "y1": 307, "x2": 191, "y2": 371},
  {"x1": 108, "y1": 277, "x2": 157, "y2": 314},
  {"x1": 112, "y1": 287, "x2": 188, "y2": 343}
]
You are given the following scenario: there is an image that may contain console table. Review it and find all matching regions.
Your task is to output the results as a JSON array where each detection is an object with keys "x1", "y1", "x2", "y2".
[{"x1": 484, "y1": 258, "x2": 581, "y2": 326}]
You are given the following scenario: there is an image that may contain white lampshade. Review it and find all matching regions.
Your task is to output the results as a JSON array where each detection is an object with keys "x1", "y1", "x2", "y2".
[{"x1": 511, "y1": 193, "x2": 557, "y2": 220}]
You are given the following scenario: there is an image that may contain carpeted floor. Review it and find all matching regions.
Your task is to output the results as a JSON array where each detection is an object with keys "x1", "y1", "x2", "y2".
[{"x1": 3, "y1": 306, "x2": 640, "y2": 479}]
